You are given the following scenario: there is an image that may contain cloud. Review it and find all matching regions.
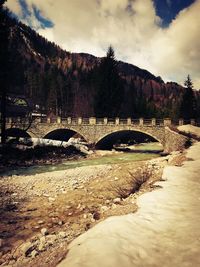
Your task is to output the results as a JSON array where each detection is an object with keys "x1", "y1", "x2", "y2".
[
  {"x1": 5, "y1": 0, "x2": 200, "y2": 89},
  {"x1": 151, "y1": 0, "x2": 200, "y2": 86},
  {"x1": 6, "y1": 0, "x2": 22, "y2": 15},
  {"x1": 6, "y1": 0, "x2": 54, "y2": 30}
]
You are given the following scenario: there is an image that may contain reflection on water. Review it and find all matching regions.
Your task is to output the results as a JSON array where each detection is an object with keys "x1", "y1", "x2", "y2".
[{"x1": 2, "y1": 143, "x2": 163, "y2": 176}]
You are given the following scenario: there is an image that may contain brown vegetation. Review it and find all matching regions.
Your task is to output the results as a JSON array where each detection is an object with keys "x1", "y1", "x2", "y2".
[{"x1": 111, "y1": 167, "x2": 153, "y2": 199}]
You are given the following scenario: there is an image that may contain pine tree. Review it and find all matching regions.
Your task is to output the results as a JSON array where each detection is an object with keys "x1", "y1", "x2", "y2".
[
  {"x1": 180, "y1": 75, "x2": 196, "y2": 119},
  {"x1": 94, "y1": 46, "x2": 124, "y2": 117}
]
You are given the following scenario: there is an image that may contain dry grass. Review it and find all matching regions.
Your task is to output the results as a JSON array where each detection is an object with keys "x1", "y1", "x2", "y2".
[{"x1": 111, "y1": 166, "x2": 153, "y2": 199}]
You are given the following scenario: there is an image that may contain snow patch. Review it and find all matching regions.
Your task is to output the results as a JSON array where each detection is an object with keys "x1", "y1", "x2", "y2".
[
  {"x1": 178, "y1": 124, "x2": 200, "y2": 137},
  {"x1": 57, "y1": 142, "x2": 200, "y2": 267}
]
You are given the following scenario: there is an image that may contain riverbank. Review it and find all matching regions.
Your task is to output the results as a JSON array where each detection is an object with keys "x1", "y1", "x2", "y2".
[
  {"x1": 0, "y1": 149, "x2": 183, "y2": 267},
  {"x1": 0, "y1": 145, "x2": 86, "y2": 175},
  {"x1": 0, "y1": 142, "x2": 163, "y2": 176}
]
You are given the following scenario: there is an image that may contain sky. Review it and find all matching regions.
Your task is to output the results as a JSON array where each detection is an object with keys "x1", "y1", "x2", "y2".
[{"x1": 5, "y1": 0, "x2": 200, "y2": 89}]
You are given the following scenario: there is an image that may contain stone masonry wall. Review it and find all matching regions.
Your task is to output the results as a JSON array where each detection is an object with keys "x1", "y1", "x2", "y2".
[
  {"x1": 164, "y1": 127, "x2": 188, "y2": 153},
  {"x1": 27, "y1": 124, "x2": 166, "y2": 146},
  {"x1": 6, "y1": 119, "x2": 190, "y2": 153}
]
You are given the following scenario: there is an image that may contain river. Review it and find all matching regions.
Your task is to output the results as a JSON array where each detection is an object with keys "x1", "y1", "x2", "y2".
[{"x1": 2, "y1": 142, "x2": 163, "y2": 176}]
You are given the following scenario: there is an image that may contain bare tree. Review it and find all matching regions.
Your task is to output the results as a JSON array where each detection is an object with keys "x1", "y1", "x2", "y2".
[{"x1": 0, "y1": 0, "x2": 8, "y2": 144}]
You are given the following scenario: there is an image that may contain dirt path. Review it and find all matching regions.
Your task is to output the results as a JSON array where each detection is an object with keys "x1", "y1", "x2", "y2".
[
  {"x1": 57, "y1": 142, "x2": 200, "y2": 267},
  {"x1": 0, "y1": 152, "x2": 174, "y2": 266}
]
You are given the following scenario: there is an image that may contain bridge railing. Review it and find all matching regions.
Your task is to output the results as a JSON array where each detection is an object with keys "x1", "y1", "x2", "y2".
[
  {"x1": 6, "y1": 117, "x2": 199, "y2": 127},
  {"x1": 71, "y1": 118, "x2": 79, "y2": 125},
  {"x1": 60, "y1": 117, "x2": 68, "y2": 124},
  {"x1": 156, "y1": 119, "x2": 164, "y2": 126},
  {"x1": 143, "y1": 119, "x2": 152, "y2": 126},
  {"x1": 131, "y1": 119, "x2": 140, "y2": 125},
  {"x1": 119, "y1": 119, "x2": 128, "y2": 125},
  {"x1": 95, "y1": 118, "x2": 102, "y2": 124},
  {"x1": 82, "y1": 118, "x2": 90, "y2": 125},
  {"x1": 107, "y1": 118, "x2": 115, "y2": 125}
]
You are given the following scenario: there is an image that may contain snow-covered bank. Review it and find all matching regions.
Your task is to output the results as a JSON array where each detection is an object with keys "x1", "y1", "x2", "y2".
[
  {"x1": 58, "y1": 141, "x2": 200, "y2": 267},
  {"x1": 178, "y1": 124, "x2": 200, "y2": 137}
]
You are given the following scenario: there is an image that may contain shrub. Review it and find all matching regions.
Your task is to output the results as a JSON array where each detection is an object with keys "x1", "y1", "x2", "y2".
[{"x1": 111, "y1": 166, "x2": 153, "y2": 199}]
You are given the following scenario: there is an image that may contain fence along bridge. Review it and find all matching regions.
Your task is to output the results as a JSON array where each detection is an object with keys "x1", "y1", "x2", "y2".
[{"x1": 5, "y1": 117, "x2": 194, "y2": 152}]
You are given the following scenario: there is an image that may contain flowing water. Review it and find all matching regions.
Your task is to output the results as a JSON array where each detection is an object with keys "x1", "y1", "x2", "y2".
[{"x1": 2, "y1": 142, "x2": 163, "y2": 176}]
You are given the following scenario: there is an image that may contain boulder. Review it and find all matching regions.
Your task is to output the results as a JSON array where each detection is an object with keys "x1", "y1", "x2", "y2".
[
  {"x1": 41, "y1": 228, "x2": 48, "y2": 236},
  {"x1": 113, "y1": 198, "x2": 121, "y2": 204}
]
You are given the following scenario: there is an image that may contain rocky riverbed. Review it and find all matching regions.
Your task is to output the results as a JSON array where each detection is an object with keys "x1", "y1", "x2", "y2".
[{"x1": 0, "y1": 149, "x2": 185, "y2": 267}]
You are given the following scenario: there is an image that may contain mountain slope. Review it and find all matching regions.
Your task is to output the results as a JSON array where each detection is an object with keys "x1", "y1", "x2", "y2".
[{"x1": 3, "y1": 11, "x2": 198, "y2": 119}]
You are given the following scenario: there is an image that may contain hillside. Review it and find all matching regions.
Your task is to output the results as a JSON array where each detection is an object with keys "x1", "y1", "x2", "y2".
[{"x1": 2, "y1": 10, "x2": 199, "y2": 119}]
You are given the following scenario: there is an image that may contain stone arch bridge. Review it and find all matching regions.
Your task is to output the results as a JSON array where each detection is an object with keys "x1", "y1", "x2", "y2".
[{"x1": 5, "y1": 117, "x2": 190, "y2": 152}]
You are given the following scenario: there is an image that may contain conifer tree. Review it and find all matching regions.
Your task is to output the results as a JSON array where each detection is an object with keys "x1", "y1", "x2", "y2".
[
  {"x1": 180, "y1": 75, "x2": 196, "y2": 119},
  {"x1": 94, "y1": 46, "x2": 124, "y2": 117}
]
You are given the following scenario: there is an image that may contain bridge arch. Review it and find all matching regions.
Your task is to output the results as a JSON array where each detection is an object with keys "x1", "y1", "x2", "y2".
[
  {"x1": 95, "y1": 130, "x2": 163, "y2": 150},
  {"x1": 6, "y1": 117, "x2": 190, "y2": 153},
  {"x1": 43, "y1": 128, "x2": 87, "y2": 142},
  {"x1": 5, "y1": 128, "x2": 31, "y2": 138}
]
